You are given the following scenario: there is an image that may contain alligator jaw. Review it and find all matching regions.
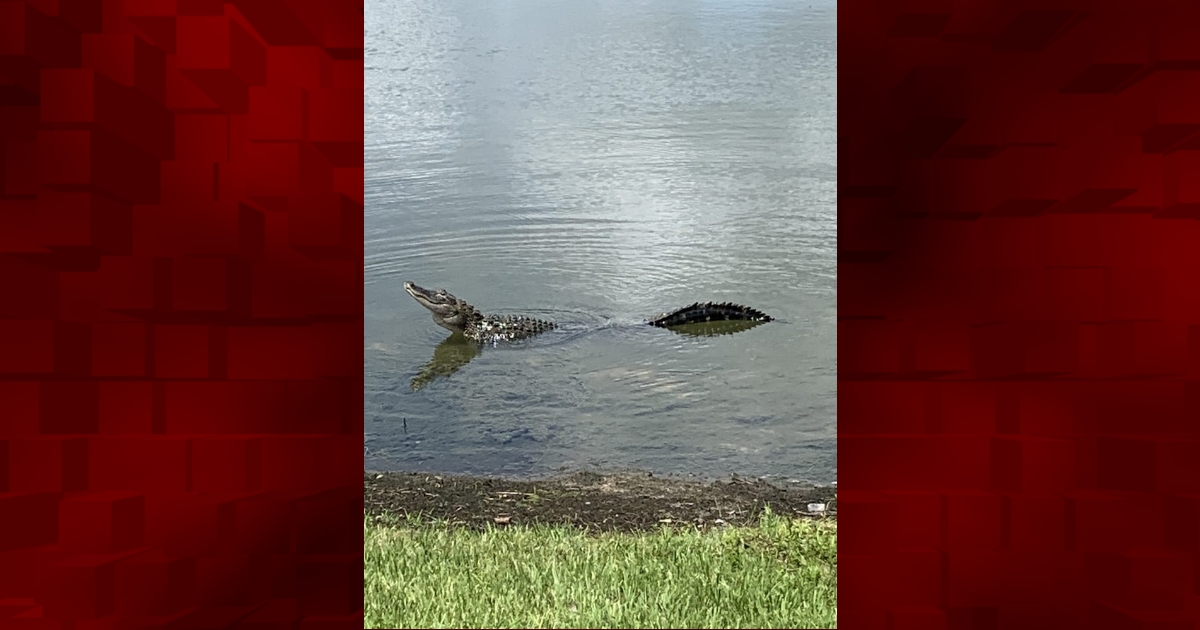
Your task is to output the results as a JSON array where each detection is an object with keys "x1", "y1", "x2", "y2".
[{"x1": 405, "y1": 281, "x2": 474, "y2": 334}]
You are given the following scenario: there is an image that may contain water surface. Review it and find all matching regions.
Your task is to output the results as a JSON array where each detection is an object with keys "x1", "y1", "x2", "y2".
[{"x1": 365, "y1": 0, "x2": 837, "y2": 483}]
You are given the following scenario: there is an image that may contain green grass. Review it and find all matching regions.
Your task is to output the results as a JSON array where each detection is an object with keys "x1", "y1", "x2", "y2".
[{"x1": 365, "y1": 511, "x2": 837, "y2": 629}]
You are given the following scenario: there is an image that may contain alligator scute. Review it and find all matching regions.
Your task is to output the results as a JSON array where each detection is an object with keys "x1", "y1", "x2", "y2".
[{"x1": 647, "y1": 301, "x2": 774, "y2": 328}]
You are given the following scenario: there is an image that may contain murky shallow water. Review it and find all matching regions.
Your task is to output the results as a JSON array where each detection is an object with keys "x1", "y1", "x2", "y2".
[{"x1": 365, "y1": 0, "x2": 836, "y2": 483}]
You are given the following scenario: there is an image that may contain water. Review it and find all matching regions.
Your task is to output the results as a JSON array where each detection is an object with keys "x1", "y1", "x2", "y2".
[{"x1": 365, "y1": 0, "x2": 836, "y2": 484}]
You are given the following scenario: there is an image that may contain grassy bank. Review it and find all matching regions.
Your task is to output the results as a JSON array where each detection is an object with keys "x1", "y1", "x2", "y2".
[{"x1": 365, "y1": 510, "x2": 837, "y2": 629}]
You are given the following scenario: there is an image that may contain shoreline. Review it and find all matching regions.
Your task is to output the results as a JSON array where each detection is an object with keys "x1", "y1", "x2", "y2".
[{"x1": 365, "y1": 469, "x2": 837, "y2": 532}]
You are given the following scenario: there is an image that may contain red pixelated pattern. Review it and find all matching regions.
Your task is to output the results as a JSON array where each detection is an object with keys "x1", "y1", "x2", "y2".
[
  {"x1": 0, "y1": 0, "x2": 363, "y2": 626},
  {"x1": 840, "y1": 1, "x2": 1200, "y2": 627}
]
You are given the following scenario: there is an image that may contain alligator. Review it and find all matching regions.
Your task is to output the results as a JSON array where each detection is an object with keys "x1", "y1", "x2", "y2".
[
  {"x1": 405, "y1": 281, "x2": 772, "y2": 342},
  {"x1": 404, "y1": 281, "x2": 773, "y2": 390}
]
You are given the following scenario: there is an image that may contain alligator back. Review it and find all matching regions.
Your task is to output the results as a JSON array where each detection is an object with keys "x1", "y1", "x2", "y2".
[
  {"x1": 648, "y1": 302, "x2": 773, "y2": 328},
  {"x1": 465, "y1": 314, "x2": 557, "y2": 343}
]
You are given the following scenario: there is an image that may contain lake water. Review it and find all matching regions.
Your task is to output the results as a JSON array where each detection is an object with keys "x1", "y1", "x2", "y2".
[{"x1": 364, "y1": 0, "x2": 836, "y2": 484}]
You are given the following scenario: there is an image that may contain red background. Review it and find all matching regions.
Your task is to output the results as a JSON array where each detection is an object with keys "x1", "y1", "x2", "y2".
[
  {"x1": 839, "y1": 1, "x2": 1200, "y2": 628},
  {"x1": 0, "y1": 0, "x2": 363, "y2": 626}
]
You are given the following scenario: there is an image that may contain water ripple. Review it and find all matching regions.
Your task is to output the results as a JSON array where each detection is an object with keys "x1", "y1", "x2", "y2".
[{"x1": 364, "y1": 0, "x2": 837, "y2": 483}]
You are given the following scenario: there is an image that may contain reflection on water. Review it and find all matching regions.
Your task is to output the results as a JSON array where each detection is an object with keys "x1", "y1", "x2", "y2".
[
  {"x1": 365, "y1": 0, "x2": 837, "y2": 483},
  {"x1": 411, "y1": 335, "x2": 479, "y2": 392},
  {"x1": 660, "y1": 319, "x2": 772, "y2": 338},
  {"x1": 411, "y1": 318, "x2": 771, "y2": 391}
]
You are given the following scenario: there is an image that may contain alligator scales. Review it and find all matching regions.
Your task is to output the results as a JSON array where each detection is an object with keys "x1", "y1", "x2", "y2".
[{"x1": 404, "y1": 281, "x2": 772, "y2": 343}]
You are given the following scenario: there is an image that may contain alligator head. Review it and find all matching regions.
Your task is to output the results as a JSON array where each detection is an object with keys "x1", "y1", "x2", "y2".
[{"x1": 404, "y1": 282, "x2": 478, "y2": 334}]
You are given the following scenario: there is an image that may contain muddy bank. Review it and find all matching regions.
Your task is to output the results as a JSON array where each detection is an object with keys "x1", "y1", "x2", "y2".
[{"x1": 365, "y1": 470, "x2": 836, "y2": 533}]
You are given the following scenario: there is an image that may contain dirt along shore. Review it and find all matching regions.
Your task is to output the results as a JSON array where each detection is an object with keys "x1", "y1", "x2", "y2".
[{"x1": 365, "y1": 470, "x2": 836, "y2": 532}]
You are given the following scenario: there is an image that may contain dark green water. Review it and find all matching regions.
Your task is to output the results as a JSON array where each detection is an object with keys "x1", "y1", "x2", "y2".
[{"x1": 365, "y1": 0, "x2": 836, "y2": 484}]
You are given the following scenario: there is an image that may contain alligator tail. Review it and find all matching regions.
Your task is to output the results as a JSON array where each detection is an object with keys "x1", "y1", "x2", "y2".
[{"x1": 648, "y1": 302, "x2": 774, "y2": 328}]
